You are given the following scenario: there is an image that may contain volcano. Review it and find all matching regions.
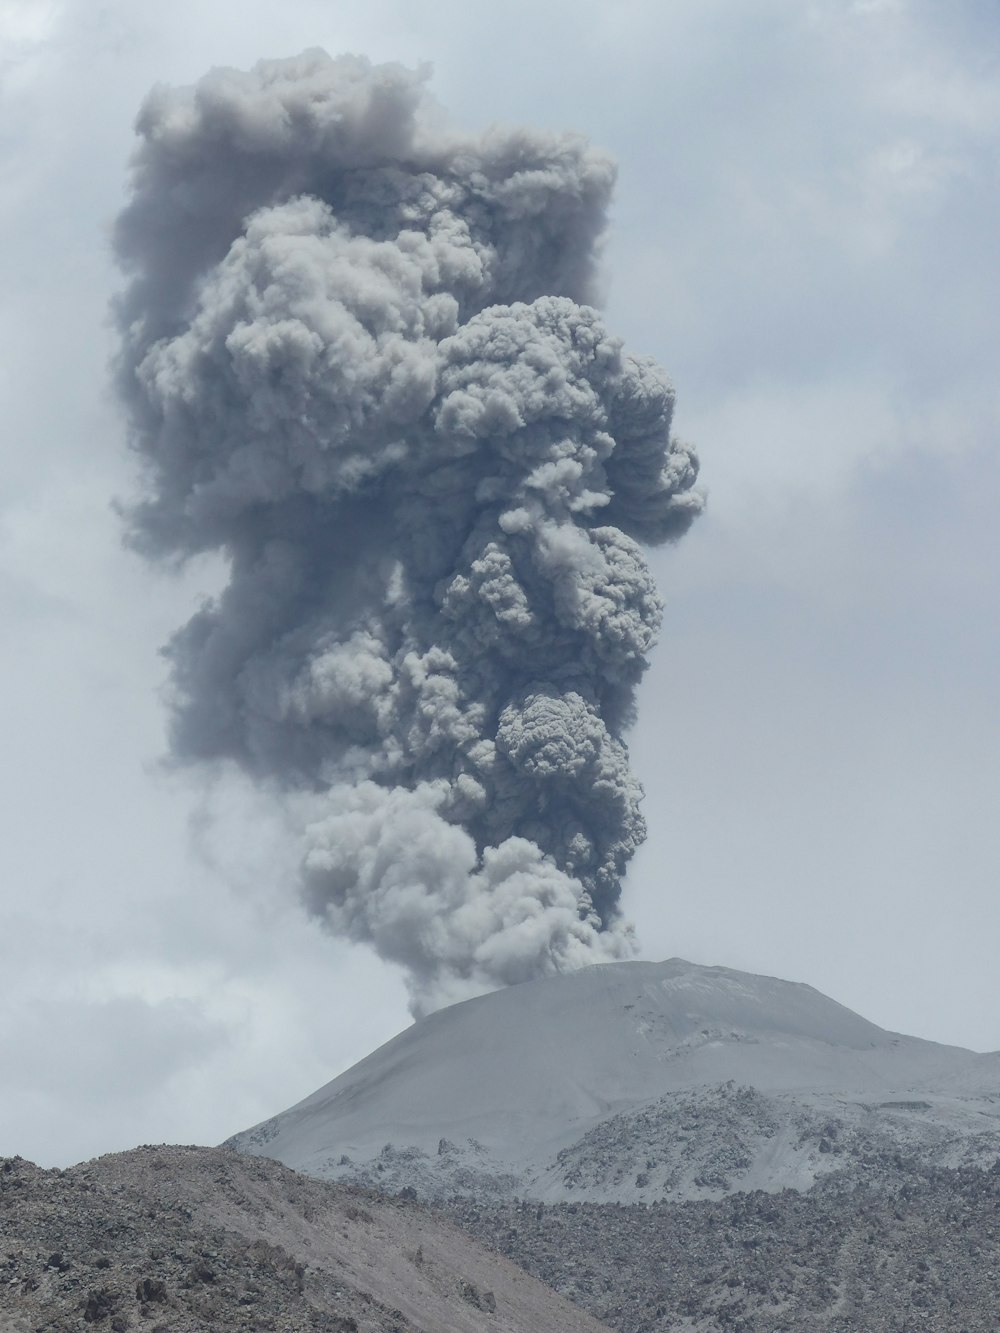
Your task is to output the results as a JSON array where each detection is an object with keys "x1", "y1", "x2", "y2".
[{"x1": 227, "y1": 959, "x2": 1000, "y2": 1203}]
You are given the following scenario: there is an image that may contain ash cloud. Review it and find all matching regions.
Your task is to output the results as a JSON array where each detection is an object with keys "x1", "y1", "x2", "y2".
[{"x1": 114, "y1": 50, "x2": 702, "y2": 1016}]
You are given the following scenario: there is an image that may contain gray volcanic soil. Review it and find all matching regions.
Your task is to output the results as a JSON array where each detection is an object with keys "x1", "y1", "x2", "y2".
[
  {"x1": 229, "y1": 960, "x2": 1000, "y2": 1205},
  {"x1": 441, "y1": 1159, "x2": 1000, "y2": 1332},
  {"x1": 0, "y1": 1145, "x2": 610, "y2": 1333}
]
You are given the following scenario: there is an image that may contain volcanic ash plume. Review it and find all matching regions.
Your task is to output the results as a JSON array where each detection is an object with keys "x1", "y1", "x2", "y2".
[{"x1": 114, "y1": 51, "x2": 702, "y2": 1015}]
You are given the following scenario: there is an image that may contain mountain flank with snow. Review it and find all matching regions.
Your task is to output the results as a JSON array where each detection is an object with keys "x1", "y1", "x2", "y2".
[{"x1": 227, "y1": 958, "x2": 1000, "y2": 1203}]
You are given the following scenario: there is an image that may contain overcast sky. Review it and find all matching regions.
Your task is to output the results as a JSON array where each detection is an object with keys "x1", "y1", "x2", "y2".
[{"x1": 2, "y1": 0, "x2": 998, "y2": 1168}]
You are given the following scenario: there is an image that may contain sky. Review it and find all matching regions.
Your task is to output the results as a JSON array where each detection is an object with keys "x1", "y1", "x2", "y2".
[{"x1": 1, "y1": 0, "x2": 998, "y2": 1168}]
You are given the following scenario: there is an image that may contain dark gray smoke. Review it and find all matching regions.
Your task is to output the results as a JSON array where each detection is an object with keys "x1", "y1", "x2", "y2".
[{"x1": 114, "y1": 51, "x2": 702, "y2": 1015}]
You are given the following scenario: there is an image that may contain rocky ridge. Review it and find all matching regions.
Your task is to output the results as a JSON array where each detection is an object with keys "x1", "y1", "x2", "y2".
[
  {"x1": 312, "y1": 1081, "x2": 1000, "y2": 1205},
  {"x1": 0, "y1": 1145, "x2": 610, "y2": 1333}
]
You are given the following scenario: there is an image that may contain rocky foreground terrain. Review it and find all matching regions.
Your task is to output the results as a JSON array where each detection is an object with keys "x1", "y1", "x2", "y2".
[
  {"x1": 0, "y1": 1145, "x2": 608, "y2": 1333},
  {"x1": 4, "y1": 1143, "x2": 1000, "y2": 1332},
  {"x1": 440, "y1": 1158, "x2": 1000, "y2": 1331}
]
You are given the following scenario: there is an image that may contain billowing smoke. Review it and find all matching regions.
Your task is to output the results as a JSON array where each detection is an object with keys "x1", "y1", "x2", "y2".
[{"x1": 113, "y1": 51, "x2": 702, "y2": 1015}]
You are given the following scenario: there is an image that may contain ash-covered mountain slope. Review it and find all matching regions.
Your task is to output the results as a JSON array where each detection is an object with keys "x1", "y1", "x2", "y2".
[
  {"x1": 0, "y1": 1145, "x2": 610, "y2": 1332},
  {"x1": 227, "y1": 959, "x2": 1000, "y2": 1203}
]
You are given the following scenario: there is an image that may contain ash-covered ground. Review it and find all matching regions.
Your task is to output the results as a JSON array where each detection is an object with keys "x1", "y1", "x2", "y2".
[
  {"x1": 439, "y1": 1157, "x2": 1000, "y2": 1332},
  {"x1": 0, "y1": 1145, "x2": 608, "y2": 1333}
]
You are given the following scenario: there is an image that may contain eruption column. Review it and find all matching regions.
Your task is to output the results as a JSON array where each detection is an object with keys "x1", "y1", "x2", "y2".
[{"x1": 114, "y1": 51, "x2": 702, "y2": 1014}]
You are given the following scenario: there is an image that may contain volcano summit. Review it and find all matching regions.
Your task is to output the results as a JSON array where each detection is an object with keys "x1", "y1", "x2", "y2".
[{"x1": 228, "y1": 958, "x2": 1000, "y2": 1204}]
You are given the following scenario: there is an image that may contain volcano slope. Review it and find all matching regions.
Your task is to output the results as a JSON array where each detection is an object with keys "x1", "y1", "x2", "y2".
[
  {"x1": 223, "y1": 959, "x2": 1000, "y2": 1332},
  {"x1": 227, "y1": 958, "x2": 1000, "y2": 1204},
  {"x1": 0, "y1": 1145, "x2": 610, "y2": 1333}
]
